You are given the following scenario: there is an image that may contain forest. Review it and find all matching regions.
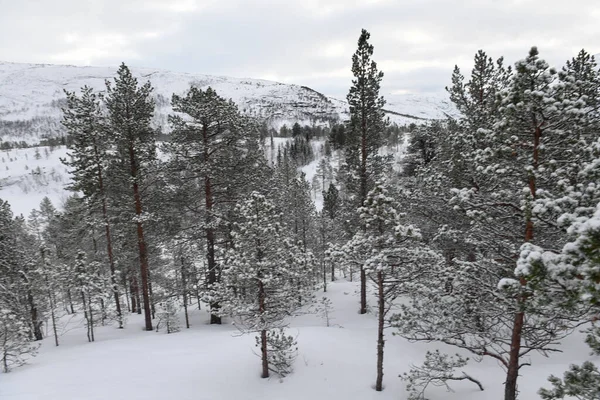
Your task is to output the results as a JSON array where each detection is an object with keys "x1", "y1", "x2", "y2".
[{"x1": 1, "y1": 29, "x2": 600, "y2": 400}]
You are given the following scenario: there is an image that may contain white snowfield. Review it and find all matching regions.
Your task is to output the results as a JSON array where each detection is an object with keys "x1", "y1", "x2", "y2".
[
  {"x1": 0, "y1": 61, "x2": 457, "y2": 143},
  {"x1": 0, "y1": 279, "x2": 591, "y2": 400},
  {"x1": 0, "y1": 145, "x2": 69, "y2": 218}
]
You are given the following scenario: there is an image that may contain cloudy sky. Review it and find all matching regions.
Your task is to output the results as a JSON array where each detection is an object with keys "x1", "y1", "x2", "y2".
[{"x1": 1, "y1": 0, "x2": 599, "y2": 98}]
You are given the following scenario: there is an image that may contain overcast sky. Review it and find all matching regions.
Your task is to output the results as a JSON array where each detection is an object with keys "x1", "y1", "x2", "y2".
[{"x1": 1, "y1": 0, "x2": 599, "y2": 98}]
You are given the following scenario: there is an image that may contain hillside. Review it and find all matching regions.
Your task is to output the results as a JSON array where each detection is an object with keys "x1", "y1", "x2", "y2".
[{"x1": 0, "y1": 61, "x2": 457, "y2": 143}]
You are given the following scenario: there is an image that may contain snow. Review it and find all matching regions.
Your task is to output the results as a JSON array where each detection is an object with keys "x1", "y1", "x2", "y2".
[
  {"x1": 1, "y1": 279, "x2": 594, "y2": 400},
  {"x1": 0, "y1": 145, "x2": 70, "y2": 217}
]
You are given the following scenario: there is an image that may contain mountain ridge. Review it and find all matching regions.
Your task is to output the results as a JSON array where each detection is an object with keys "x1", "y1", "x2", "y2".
[{"x1": 0, "y1": 61, "x2": 457, "y2": 143}]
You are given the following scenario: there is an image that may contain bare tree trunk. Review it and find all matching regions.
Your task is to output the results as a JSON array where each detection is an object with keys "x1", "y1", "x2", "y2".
[
  {"x1": 67, "y1": 289, "x2": 75, "y2": 314},
  {"x1": 181, "y1": 256, "x2": 190, "y2": 329},
  {"x1": 259, "y1": 279, "x2": 269, "y2": 378},
  {"x1": 505, "y1": 308, "x2": 524, "y2": 400},
  {"x1": 123, "y1": 276, "x2": 131, "y2": 312},
  {"x1": 194, "y1": 263, "x2": 202, "y2": 310},
  {"x1": 331, "y1": 261, "x2": 335, "y2": 282},
  {"x1": 375, "y1": 270, "x2": 385, "y2": 391},
  {"x1": 81, "y1": 291, "x2": 91, "y2": 342},
  {"x1": 360, "y1": 267, "x2": 367, "y2": 314},
  {"x1": 49, "y1": 303, "x2": 59, "y2": 347},
  {"x1": 323, "y1": 261, "x2": 327, "y2": 293},
  {"x1": 100, "y1": 298, "x2": 106, "y2": 326},
  {"x1": 88, "y1": 296, "x2": 95, "y2": 342},
  {"x1": 148, "y1": 270, "x2": 156, "y2": 320},
  {"x1": 28, "y1": 291, "x2": 43, "y2": 341},
  {"x1": 130, "y1": 275, "x2": 138, "y2": 314}
]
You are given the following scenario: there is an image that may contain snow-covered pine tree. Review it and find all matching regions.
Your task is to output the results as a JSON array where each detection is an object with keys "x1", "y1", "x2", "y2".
[
  {"x1": 68, "y1": 251, "x2": 109, "y2": 342},
  {"x1": 0, "y1": 308, "x2": 38, "y2": 373},
  {"x1": 220, "y1": 192, "x2": 310, "y2": 378},
  {"x1": 400, "y1": 350, "x2": 483, "y2": 400},
  {"x1": 343, "y1": 29, "x2": 389, "y2": 314},
  {"x1": 61, "y1": 86, "x2": 123, "y2": 328},
  {"x1": 396, "y1": 47, "x2": 598, "y2": 400},
  {"x1": 315, "y1": 157, "x2": 333, "y2": 192},
  {"x1": 0, "y1": 200, "x2": 40, "y2": 372},
  {"x1": 104, "y1": 64, "x2": 157, "y2": 331},
  {"x1": 166, "y1": 86, "x2": 265, "y2": 325},
  {"x1": 314, "y1": 296, "x2": 334, "y2": 327},
  {"x1": 342, "y1": 183, "x2": 440, "y2": 391},
  {"x1": 156, "y1": 298, "x2": 181, "y2": 334}
]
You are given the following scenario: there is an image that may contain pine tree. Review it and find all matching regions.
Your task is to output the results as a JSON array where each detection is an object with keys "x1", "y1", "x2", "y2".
[
  {"x1": 0, "y1": 200, "x2": 40, "y2": 371},
  {"x1": 344, "y1": 29, "x2": 389, "y2": 314},
  {"x1": 220, "y1": 192, "x2": 310, "y2": 378},
  {"x1": 0, "y1": 308, "x2": 38, "y2": 373},
  {"x1": 156, "y1": 299, "x2": 181, "y2": 334},
  {"x1": 342, "y1": 184, "x2": 440, "y2": 391},
  {"x1": 395, "y1": 47, "x2": 598, "y2": 400},
  {"x1": 61, "y1": 86, "x2": 123, "y2": 328},
  {"x1": 166, "y1": 86, "x2": 265, "y2": 324},
  {"x1": 104, "y1": 64, "x2": 157, "y2": 331}
]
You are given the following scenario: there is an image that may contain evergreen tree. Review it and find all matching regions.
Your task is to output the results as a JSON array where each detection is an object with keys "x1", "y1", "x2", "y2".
[
  {"x1": 104, "y1": 63, "x2": 157, "y2": 331},
  {"x1": 344, "y1": 29, "x2": 389, "y2": 314},
  {"x1": 61, "y1": 86, "x2": 123, "y2": 328},
  {"x1": 219, "y1": 192, "x2": 310, "y2": 378},
  {"x1": 156, "y1": 299, "x2": 181, "y2": 334},
  {"x1": 341, "y1": 184, "x2": 440, "y2": 391},
  {"x1": 0, "y1": 200, "x2": 40, "y2": 371},
  {"x1": 166, "y1": 86, "x2": 265, "y2": 324}
]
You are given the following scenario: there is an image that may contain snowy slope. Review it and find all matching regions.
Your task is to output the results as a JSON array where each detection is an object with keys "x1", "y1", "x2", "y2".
[
  {"x1": 0, "y1": 145, "x2": 69, "y2": 217},
  {"x1": 0, "y1": 279, "x2": 593, "y2": 400},
  {"x1": 0, "y1": 61, "x2": 456, "y2": 143}
]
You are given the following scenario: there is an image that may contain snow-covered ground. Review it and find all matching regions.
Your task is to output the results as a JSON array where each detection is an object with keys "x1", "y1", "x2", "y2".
[
  {"x1": 0, "y1": 279, "x2": 594, "y2": 400},
  {"x1": 0, "y1": 145, "x2": 70, "y2": 217}
]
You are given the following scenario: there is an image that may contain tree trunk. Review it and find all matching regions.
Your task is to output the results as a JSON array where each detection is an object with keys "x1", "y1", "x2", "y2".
[
  {"x1": 359, "y1": 90, "x2": 368, "y2": 316},
  {"x1": 504, "y1": 122, "x2": 541, "y2": 400},
  {"x1": 331, "y1": 261, "x2": 335, "y2": 282},
  {"x1": 203, "y1": 123, "x2": 221, "y2": 324},
  {"x1": 88, "y1": 295, "x2": 95, "y2": 342},
  {"x1": 50, "y1": 304, "x2": 59, "y2": 347},
  {"x1": 505, "y1": 309, "x2": 524, "y2": 400},
  {"x1": 41, "y1": 249, "x2": 59, "y2": 346},
  {"x1": 128, "y1": 144, "x2": 153, "y2": 331},
  {"x1": 323, "y1": 260, "x2": 327, "y2": 293},
  {"x1": 100, "y1": 298, "x2": 106, "y2": 326},
  {"x1": 148, "y1": 270, "x2": 156, "y2": 320},
  {"x1": 359, "y1": 267, "x2": 367, "y2": 314},
  {"x1": 130, "y1": 275, "x2": 138, "y2": 314},
  {"x1": 28, "y1": 291, "x2": 43, "y2": 341},
  {"x1": 67, "y1": 289, "x2": 75, "y2": 314},
  {"x1": 93, "y1": 139, "x2": 123, "y2": 328},
  {"x1": 81, "y1": 291, "x2": 91, "y2": 342},
  {"x1": 124, "y1": 276, "x2": 131, "y2": 312},
  {"x1": 181, "y1": 256, "x2": 190, "y2": 329},
  {"x1": 375, "y1": 270, "x2": 385, "y2": 391},
  {"x1": 259, "y1": 279, "x2": 269, "y2": 378}
]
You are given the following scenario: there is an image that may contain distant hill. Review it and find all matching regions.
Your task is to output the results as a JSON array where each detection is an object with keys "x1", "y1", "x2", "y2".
[{"x1": 0, "y1": 61, "x2": 457, "y2": 143}]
